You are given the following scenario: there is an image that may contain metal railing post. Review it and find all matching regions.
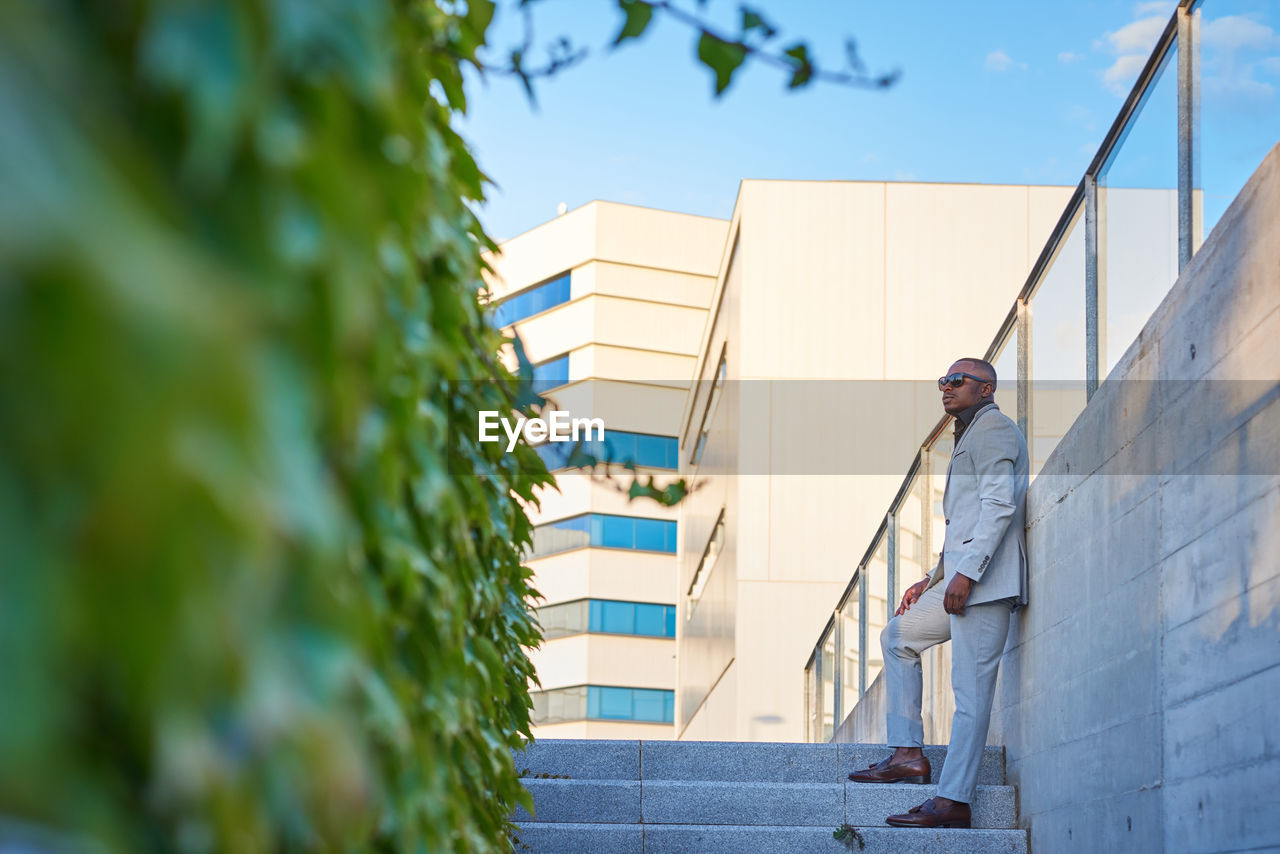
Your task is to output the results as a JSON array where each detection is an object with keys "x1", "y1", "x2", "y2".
[
  {"x1": 858, "y1": 572, "x2": 868, "y2": 696},
  {"x1": 831, "y1": 610, "x2": 843, "y2": 730},
  {"x1": 813, "y1": 643, "x2": 823, "y2": 743},
  {"x1": 886, "y1": 512, "x2": 897, "y2": 624},
  {"x1": 1017, "y1": 299, "x2": 1032, "y2": 443},
  {"x1": 1177, "y1": 3, "x2": 1201, "y2": 269},
  {"x1": 1085, "y1": 174, "x2": 1101, "y2": 401}
]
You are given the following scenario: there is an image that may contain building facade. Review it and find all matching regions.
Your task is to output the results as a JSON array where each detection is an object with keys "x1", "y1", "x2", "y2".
[
  {"x1": 676, "y1": 179, "x2": 1077, "y2": 742},
  {"x1": 483, "y1": 201, "x2": 729, "y2": 739}
]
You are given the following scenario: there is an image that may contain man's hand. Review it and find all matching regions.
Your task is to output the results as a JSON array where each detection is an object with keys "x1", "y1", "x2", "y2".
[
  {"x1": 944, "y1": 573, "x2": 974, "y2": 615},
  {"x1": 895, "y1": 578, "x2": 930, "y2": 616}
]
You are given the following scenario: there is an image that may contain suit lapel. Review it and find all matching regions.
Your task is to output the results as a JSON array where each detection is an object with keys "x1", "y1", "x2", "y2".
[{"x1": 945, "y1": 401, "x2": 999, "y2": 484}]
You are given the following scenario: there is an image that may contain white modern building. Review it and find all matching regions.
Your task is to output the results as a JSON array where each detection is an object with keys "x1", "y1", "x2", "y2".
[
  {"x1": 484, "y1": 180, "x2": 1115, "y2": 743},
  {"x1": 675, "y1": 179, "x2": 1079, "y2": 742},
  {"x1": 483, "y1": 201, "x2": 729, "y2": 739}
]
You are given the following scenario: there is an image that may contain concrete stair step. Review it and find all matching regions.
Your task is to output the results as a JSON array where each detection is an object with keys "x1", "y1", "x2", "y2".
[
  {"x1": 516, "y1": 779, "x2": 1017, "y2": 829},
  {"x1": 513, "y1": 822, "x2": 1029, "y2": 854},
  {"x1": 514, "y1": 739, "x2": 1005, "y2": 785},
  {"x1": 514, "y1": 739, "x2": 640, "y2": 781}
]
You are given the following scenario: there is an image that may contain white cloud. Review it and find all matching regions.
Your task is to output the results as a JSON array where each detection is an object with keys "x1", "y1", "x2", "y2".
[
  {"x1": 1094, "y1": 11, "x2": 1170, "y2": 97},
  {"x1": 1204, "y1": 75, "x2": 1275, "y2": 100},
  {"x1": 1133, "y1": 1, "x2": 1175, "y2": 16},
  {"x1": 1102, "y1": 54, "x2": 1148, "y2": 96},
  {"x1": 985, "y1": 49, "x2": 1027, "y2": 72},
  {"x1": 1090, "y1": 6, "x2": 1280, "y2": 102},
  {"x1": 1202, "y1": 15, "x2": 1277, "y2": 51},
  {"x1": 1104, "y1": 16, "x2": 1167, "y2": 55},
  {"x1": 1198, "y1": 15, "x2": 1280, "y2": 104},
  {"x1": 1058, "y1": 51, "x2": 1085, "y2": 63},
  {"x1": 986, "y1": 50, "x2": 1013, "y2": 71}
]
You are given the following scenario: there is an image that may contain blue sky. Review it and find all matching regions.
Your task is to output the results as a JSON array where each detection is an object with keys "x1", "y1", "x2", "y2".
[{"x1": 458, "y1": 0, "x2": 1280, "y2": 241}]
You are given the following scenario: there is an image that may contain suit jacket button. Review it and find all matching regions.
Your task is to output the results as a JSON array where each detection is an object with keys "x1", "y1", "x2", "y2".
[{"x1": 945, "y1": 519, "x2": 950, "y2": 525}]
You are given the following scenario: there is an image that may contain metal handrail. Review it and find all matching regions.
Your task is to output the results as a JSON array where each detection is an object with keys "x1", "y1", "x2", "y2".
[{"x1": 806, "y1": 0, "x2": 1211, "y2": 736}]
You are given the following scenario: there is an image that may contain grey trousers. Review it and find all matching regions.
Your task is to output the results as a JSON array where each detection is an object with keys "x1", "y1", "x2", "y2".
[{"x1": 880, "y1": 582, "x2": 1012, "y2": 804}]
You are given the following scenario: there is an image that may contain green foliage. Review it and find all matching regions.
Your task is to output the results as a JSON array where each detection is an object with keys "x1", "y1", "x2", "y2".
[
  {"x1": 0, "y1": 0, "x2": 894, "y2": 849},
  {"x1": 833, "y1": 823, "x2": 867, "y2": 849},
  {"x1": 786, "y1": 44, "x2": 814, "y2": 88},
  {"x1": 697, "y1": 31, "x2": 750, "y2": 95},
  {"x1": 741, "y1": 7, "x2": 778, "y2": 39},
  {"x1": 614, "y1": 0, "x2": 655, "y2": 45},
  {"x1": 608, "y1": 1, "x2": 894, "y2": 97},
  {"x1": 0, "y1": 0, "x2": 550, "y2": 850}
]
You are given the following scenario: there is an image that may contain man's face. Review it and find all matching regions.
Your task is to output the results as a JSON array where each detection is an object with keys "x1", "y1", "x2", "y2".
[{"x1": 941, "y1": 360, "x2": 993, "y2": 416}]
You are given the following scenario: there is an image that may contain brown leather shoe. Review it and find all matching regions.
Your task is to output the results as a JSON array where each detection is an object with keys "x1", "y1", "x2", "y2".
[
  {"x1": 885, "y1": 797, "x2": 971, "y2": 828},
  {"x1": 847, "y1": 753, "x2": 931, "y2": 784}
]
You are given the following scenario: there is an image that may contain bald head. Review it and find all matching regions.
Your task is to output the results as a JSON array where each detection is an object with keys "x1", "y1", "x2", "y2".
[
  {"x1": 941, "y1": 357, "x2": 996, "y2": 416},
  {"x1": 951, "y1": 358, "x2": 996, "y2": 388}
]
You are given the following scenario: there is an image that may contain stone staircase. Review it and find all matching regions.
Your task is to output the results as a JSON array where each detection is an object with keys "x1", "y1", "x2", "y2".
[{"x1": 511, "y1": 740, "x2": 1027, "y2": 853}]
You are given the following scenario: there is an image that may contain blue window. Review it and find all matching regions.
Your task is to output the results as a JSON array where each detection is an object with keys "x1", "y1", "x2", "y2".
[
  {"x1": 587, "y1": 600, "x2": 677, "y2": 638},
  {"x1": 530, "y1": 513, "x2": 676, "y2": 558},
  {"x1": 492, "y1": 273, "x2": 571, "y2": 327},
  {"x1": 632, "y1": 433, "x2": 678, "y2": 468},
  {"x1": 587, "y1": 687, "x2": 675, "y2": 723},
  {"x1": 593, "y1": 514, "x2": 676, "y2": 553},
  {"x1": 634, "y1": 518, "x2": 670, "y2": 551},
  {"x1": 532, "y1": 685, "x2": 675, "y2": 724},
  {"x1": 634, "y1": 602, "x2": 671, "y2": 637},
  {"x1": 534, "y1": 431, "x2": 677, "y2": 471},
  {"x1": 531, "y1": 354, "x2": 570, "y2": 393}
]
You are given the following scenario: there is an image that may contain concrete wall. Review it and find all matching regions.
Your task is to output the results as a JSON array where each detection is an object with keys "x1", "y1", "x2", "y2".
[
  {"x1": 841, "y1": 145, "x2": 1280, "y2": 852},
  {"x1": 997, "y1": 143, "x2": 1280, "y2": 854}
]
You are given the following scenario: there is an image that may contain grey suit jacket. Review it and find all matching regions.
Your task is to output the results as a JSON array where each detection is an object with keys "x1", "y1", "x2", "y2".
[{"x1": 925, "y1": 402, "x2": 1030, "y2": 609}]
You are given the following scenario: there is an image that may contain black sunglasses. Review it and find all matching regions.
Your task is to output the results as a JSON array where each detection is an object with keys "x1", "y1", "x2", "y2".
[{"x1": 938, "y1": 372, "x2": 992, "y2": 390}]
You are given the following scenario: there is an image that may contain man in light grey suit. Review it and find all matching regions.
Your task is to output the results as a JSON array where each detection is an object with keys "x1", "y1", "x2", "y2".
[{"x1": 848, "y1": 358, "x2": 1029, "y2": 829}]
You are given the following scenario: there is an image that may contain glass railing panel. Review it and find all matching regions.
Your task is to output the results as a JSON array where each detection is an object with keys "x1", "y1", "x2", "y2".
[
  {"x1": 896, "y1": 473, "x2": 926, "y2": 593},
  {"x1": 805, "y1": 654, "x2": 819, "y2": 742},
  {"x1": 1099, "y1": 38, "x2": 1180, "y2": 377},
  {"x1": 530, "y1": 685, "x2": 588, "y2": 725},
  {"x1": 537, "y1": 599, "x2": 590, "y2": 639},
  {"x1": 839, "y1": 579, "x2": 862, "y2": 717},
  {"x1": 1028, "y1": 205, "x2": 1087, "y2": 476},
  {"x1": 991, "y1": 326, "x2": 1018, "y2": 422},
  {"x1": 820, "y1": 626, "x2": 836, "y2": 742},
  {"x1": 1196, "y1": 1, "x2": 1280, "y2": 245},
  {"x1": 529, "y1": 514, "x2": 591, "y2": 558},
  {"x1": 864, "y1": 534, "x2": 889, "y2": 689}
]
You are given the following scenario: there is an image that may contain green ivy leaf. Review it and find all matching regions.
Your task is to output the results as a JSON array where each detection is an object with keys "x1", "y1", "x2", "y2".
[
  {"x1": 785, "y1": 42, "x2": 813, "y2": 88},
  {"x1": 613, "y1": 0, "x2": 654, "y2": 46},
  {"x1": 697, "y1": 32, "x2": 748, "y2": 96},
  {"x1": 741, "y1": 6, "x2": 776, "y2": 39},
  {"x1": 468, "y1": 0, "x2": 496, "y2": 41}
]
